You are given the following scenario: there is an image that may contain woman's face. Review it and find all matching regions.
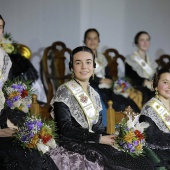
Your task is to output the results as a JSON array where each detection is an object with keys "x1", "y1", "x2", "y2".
[
  {"x1": 72, "y1": 51, "x2": 94, "y2": 82},
  {"x1": 157, "y1": 73, "x2": 170, "y2": 99},
  {"x1": 137, "y1": 33, "x2": 150, "y2": 52},
  {"x1": 0, "y1": 19, "x2": 3, "y2": 40},
  {"x1": 84, "y1": 31, "x2": 99, "y2": 52}
]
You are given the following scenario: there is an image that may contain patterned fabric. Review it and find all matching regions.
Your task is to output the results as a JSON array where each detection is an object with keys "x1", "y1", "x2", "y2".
[
  {"x1": 141, "y1": 98, "x2": 170, "y2": 133},
  {"x1": 0, "y1": 48, "x2": 12, "y2": 88},
  {"x1": 126, "y1": 51, "x2": 157, "y2": 80},
  {"x1": 49, "y1": 145, "x2": 104, "y2": 170},
  {"x1": 50, "y1": 80, "x2": 102, "y2": 129}
]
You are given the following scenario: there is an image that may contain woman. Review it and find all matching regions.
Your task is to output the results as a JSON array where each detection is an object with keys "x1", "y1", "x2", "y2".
[
  {"x1": 84, "y1": 28, "x2": 140, "y2": 124},
  {"x1": 49, "y1": 46, "x2": 154, "y2": 170},
  {"x1": 140, "y1": 68, "x2": 170, "y2": 169},
  {"x1": 125, "y1": 31, "x2": 157, "y2": 104},
  {"x1": 0, "y1": 14, "x2": 57, "y2": 170}
]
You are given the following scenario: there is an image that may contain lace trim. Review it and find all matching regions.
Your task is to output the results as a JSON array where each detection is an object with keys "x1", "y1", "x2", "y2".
[
  {"x1": 141, "y1": 98, "x2": 170, "y2": 133},
  {"x1": 0, "y1": 48, "x2": 12, "y2": 83}
]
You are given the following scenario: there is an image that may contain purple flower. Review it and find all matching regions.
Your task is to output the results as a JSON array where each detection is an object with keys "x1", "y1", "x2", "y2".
[
  {"x1": 21, "y1": 135, "x2": 28, "y2": 142},
  {"x1": 6, "y1": 100, "x2": 13, "y2": 107},
  {"x1": 12, "y1": 96, "x2": 20, "y2": 102},
  {"x1": 11, "y1": 84, "x2": 18, "y2": 89},
  {"x1": 133, "y1": 140, "x2": 138, "y2": 147},
  {"x1": 127, "y1": 143, "x2": 133, "y2": 149},
  {"x1": 36, "y1": 121, "x2": 43, "y2": 130},
  {"x1": 26, "y1": 122, "x2": 35, "y2": 131},
  {"x1": 29, "y1": 133, "x2": 34, "y2": 138},
  {"x1": 130, "y1": 148, "x2": 135, "y2": 153}
]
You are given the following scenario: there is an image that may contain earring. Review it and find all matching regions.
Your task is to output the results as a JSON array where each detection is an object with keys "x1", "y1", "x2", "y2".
[
  {"x1": 92, "y1": 71, "x2": 94, "y2": 80},
  {"x1": 155, "y1": 89, "x2": 159, "y2": 99},
  {"x1": 71, "y1": 72, "x2": 74, "y2": 79}
]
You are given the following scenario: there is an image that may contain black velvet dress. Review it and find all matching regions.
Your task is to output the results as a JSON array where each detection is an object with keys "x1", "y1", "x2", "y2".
[
  {"x1": 0, "y1": 108, "x2": 58, "y2": 170},
  {"x1": 52, "y1": 101, "x2": 154, "y2": 170},
  {"x1": 90, "y1": 65, "x2": 140, "y2": 113},
  {"x1": 140, "y1": 98, "x2": 170, "y2": 169}
]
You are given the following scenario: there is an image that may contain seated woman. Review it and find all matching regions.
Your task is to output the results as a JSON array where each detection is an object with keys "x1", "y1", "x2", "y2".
[
  {"x1": 125, "y1": 31, "x2": 157, "y2": 105},
  {"x1": 84, "y1": 28, "x2": 140, "y2": 121},
  {"x1": 0, "y1": 14, "x2": 57, "y2": 170},
  {"x1": 140, "y1": 68, "x2": 170, "y2": 169},
  {"x1": 49, "y1": 46, "x2": 154, "y2": 170}
]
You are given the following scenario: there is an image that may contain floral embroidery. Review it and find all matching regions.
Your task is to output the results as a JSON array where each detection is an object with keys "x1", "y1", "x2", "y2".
[
  {"x1": 164, "y1": 113, "x2": 170, "y2": 122},
  {"x1": 79, "y1": 94, "x2": 88, "y2": 103}
]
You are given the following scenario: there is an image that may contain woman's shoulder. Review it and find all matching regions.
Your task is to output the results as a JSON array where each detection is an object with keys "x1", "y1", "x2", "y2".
[{"x1": 140, "y1": 97, "x2": 156, "y2": 115}]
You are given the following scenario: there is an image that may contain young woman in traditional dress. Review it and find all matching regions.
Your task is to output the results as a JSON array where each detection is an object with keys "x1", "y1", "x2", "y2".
[{"x1": 49, "y1": 46, "x2": 154, "y2": 170}]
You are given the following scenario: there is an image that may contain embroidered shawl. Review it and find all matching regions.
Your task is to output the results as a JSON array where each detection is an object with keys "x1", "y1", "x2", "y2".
[
  {"x1": 50, "y1": 80, "x2": 102, "y2": 129},
  {"x1": 140, "y1": 97, "x2": 170, "y2": 133},
  {"x1": 126, "y1": 51, "x2": 157, "y2": 79}
]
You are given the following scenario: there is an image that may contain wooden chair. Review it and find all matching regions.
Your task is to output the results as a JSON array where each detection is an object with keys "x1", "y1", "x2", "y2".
[
  {"x1": 107, "y1": 100, "x2": 126, "y2": 134},
  {"x1": 40, "y1": 45, "x2": 72, "y2": 119},
  {"x1": 156, "y1": 54, "x2": 170, "y2": 70},
  {"x1": 106, "y1": 100, "x2": 137, "y2": 134},
  {"x1": 103, "y1": 48, "x2": 125, "y2": 80},
  {"x1": 52, "y1": 41, "x2": 66, "y2": 51}
]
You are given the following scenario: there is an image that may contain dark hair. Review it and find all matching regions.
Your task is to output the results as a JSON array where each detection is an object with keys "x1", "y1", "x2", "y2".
[
  {"x1": 134, "y1": 31, "x2": 150, "y2": 45},
  {"x1": 69, "y1": 46, "x2": 96, "y2": 70},
  {"x1": 0, "y1": 15, "x2": 5, "y2": 31},
  {"x1": 83, "y1": 28, "x2": 100, "y2": 44},
  {"x1": 153, "y1": 68, "x2": 170, "y2": 89}
]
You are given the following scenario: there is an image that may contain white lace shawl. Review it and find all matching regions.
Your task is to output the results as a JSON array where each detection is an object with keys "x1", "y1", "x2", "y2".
[
  {"x1": 126, "y1": 51, "x2": 157, "y2": 79},
  {"x1": 0, "y1": 48, "x2": 12, "y2": 84},
  {"x1": 50, "y1": 81, "x2": 102, "y2": 129},
  {"x1": 0, "y1": 48, "x2": 12, "y2": 112},
  {"x1": 140, "y1": 97, "x2": 170, "y2": 133}
]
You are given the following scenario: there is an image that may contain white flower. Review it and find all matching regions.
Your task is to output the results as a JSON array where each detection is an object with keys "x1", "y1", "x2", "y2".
[
  {"x1": 37, "y1": 143, "x2": 50, "y2": 154},
  {"x1": 21, "y1": 104, "x2": 29, "y2": 113},
  {"x1": 13, "y1": 100, "x2": 22, "y2": 108},
  {"x1": 46, "y1": 138, "x2": 57, "y2": 149},
  {"x1": 135, "y1": 122, "x2": 150, "y2": 133},
  {"x1": 126, "y1": 114, "x2": 149, "y2": 133}
]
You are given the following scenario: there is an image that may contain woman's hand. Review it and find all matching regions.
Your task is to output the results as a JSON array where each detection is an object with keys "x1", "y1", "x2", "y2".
[
  {"x1": 0, "y1": 128, "x2": 17, "y2": 137},
  {"x1": 99, "y1": 135, "x2": 115, "y2": 145},
  {"x1": 100, "y1": 78, "x2": 113, "y2": 85}
]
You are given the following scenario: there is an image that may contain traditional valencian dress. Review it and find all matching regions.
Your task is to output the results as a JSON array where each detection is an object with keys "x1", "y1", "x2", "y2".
[
  {"x1": 140, "y1": 97, "x2": 170, "y2": 169},
  {"x1": 125, "y1": 51, "x2": 157, "y2": 104},
  {"x1": 49, "y1": 79, "x2": 154, "y2": 170},
  {"x1": 0, "y1": 48, "x2": 57, "y2": 170},
  {"x1": 90, "y1": 53, "x2": 140, "y2": 123}
]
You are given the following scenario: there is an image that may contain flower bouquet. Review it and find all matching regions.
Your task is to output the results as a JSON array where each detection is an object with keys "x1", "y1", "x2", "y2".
[
  {"x1": 15, "y1": 115, "x2": 57, "y2": 154},
  {"x1": 114, "y1": 107, "x2": 149, "y2": 157},
  {"x1": 2, "y1": 78, "x2": 57, "y2": 154},
  {"x1": 113, "y1": 78, "x2": 131, "y2": 98},
  {"x1": 2, "y1": 79, "x2": 33, "y2": 113}
]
